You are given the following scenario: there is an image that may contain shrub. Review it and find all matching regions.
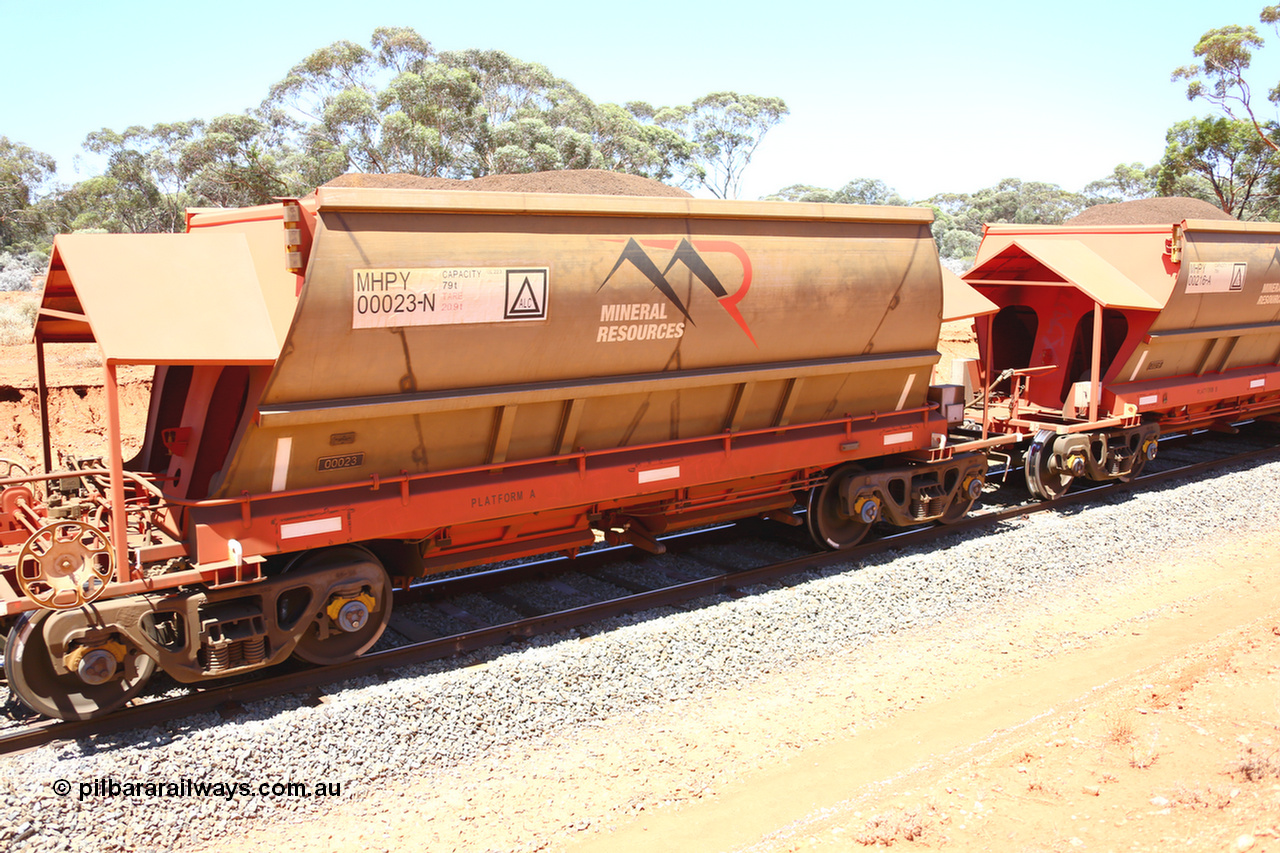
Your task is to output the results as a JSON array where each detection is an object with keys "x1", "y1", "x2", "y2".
[{"x1": 0, "y1": 296, "x2": 38, "y2": 345}]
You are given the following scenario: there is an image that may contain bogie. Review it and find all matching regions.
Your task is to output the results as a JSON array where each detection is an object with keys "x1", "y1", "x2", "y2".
[
  {"x1": 2, "y1": 545, "x2": 393, "y2": 718},
  {"x1": 807, "y1": 453, "x2": 988, "y2": 549}
]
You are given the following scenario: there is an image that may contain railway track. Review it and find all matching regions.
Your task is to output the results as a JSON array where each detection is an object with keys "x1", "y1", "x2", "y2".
[{"x1": 2, "y1": 427, "x2": 1276, "y2": 755}]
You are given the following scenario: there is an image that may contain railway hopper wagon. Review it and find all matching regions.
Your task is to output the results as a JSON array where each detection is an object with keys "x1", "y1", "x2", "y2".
[
  {"x1": 0, "y1": 188, "x2": 987, "y2": 719},
  {"x1": 963, "y1": 218, "x2": 1280, "y2": 497}
]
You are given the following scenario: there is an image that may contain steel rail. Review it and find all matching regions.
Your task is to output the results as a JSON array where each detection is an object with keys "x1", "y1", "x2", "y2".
[{"x1": 2, "y1": 440, "x2": 1277, "y2": 756}]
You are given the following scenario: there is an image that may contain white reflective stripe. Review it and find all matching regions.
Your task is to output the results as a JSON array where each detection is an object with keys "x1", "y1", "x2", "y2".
[
  {"x1": 883, "y1": 431, "x2": 914, "y2": 446},
  {"x1": 271, "y1": 437, "x2": 292, "y2": 492},
  {"x1": 280, "y1": 516, "x2": 343, "y2": 540},
  {"x1": 1128, "y1": 349, "x2": 1148, "y2": 382},
  {"x1": 1251, "y1": 378, "x2": 1266, "y2": 389},
  {"x1": 638, "y1": 465, "x2": 680, "y2": 484},
  {"x1": 1139, "y1": 394, "x2": 1158, "y2": 406},
  {"x1": 896, "y1": 373, "x2": 916, "y2": 411}
]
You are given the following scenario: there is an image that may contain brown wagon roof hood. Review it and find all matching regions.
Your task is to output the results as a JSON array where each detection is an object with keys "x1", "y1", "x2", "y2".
[
  {"x1": 38, "y1": 232, "x2": 282, "y2": 364},
  {"x1": 964, "y1": 237, "x2": 1163, "y2": 311}
]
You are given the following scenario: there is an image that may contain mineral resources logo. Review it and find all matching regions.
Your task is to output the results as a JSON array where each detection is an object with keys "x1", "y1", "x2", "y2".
[{"x1": 597, "y1": 238, "x2": 757, "y2": 346}]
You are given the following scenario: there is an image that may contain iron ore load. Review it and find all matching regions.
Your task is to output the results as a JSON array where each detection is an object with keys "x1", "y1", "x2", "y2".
[
  {"x1": 1, "y1": 186, "x2": 989, "y2": 719},
  {"x1": 961, "y1": 214, "x2": 1280, "y2": 498}
]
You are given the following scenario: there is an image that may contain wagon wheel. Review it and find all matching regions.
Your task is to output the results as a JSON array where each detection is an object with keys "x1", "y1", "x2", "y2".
[
  {"x1": 4, "y1": 610, "x2": 156, "y2": 721},
  {"x1": 938, "y1": 474, "x2": 985, "y2": 525},
  {"x1": 287, "y1": 546, "x2": 393, "y2": 666},
  {"x1": 1117, "y1": 436, "x2": 1156, "y2": 483},
  {"x1": 1024, "y1": 429, "x2": 1073, "y2": 500},
  {"x1": 806, "y1": 465, "x2": 875, "y2": 550},
  {"x1": 16, "y1": 521, "x2": 115, "y2": 610}
]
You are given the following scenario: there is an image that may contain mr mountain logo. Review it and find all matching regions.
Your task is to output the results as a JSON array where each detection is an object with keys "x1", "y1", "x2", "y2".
[{"x1": 596, "y1": 238, "x2": 757, "y2": 346}]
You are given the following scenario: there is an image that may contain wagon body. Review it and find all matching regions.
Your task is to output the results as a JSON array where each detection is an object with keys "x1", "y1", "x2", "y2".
[
  {"x1": 1, "y1": 184, "x2": 998, "y2": 719},
  {"x1": 18, "y1": 188, "x2": 957, "y2": 590}
]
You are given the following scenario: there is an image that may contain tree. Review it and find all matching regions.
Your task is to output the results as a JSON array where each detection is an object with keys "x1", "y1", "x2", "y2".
[
  {"x1": 926, "y1": 179, "x2": 1088, "y2": 263},
  {"x1": 935, "y1": 222, "x2": 981, "y2": 262},
  {"x1": 0, "y1": 137, "x2": 56, "y2": 251},
  {"x1": 677, "y1": 92, "x2": 788, "y2": 199},
  {"x1": 256, "y1": 105, "x2": 348, "y2": 195},
  {"x1": 1173, "y1": 7, "x2": 1280, "y2": 151},
  {"x1": 80, "y1": 122, "x2": 200, "y2": 232},
  {"x1": 180, "y1": 114, "x2": 289, "y2": 207},
  {"x1": 1081, "y1": 162, "x2": 1159, "y2": 203},
  {"x1": 593, "y1": 102, "x2": 692, "y2": 182},
  {"x1": 927, "y1": 179, "x2": 1087, "y2": 232},
  {"x1": 264, "y1": 27, "x2": 442, "y2": 177},
  {"x1": 766, "y1": 178, "x2": 906, "y2": 206},
  {"x1": 1158, "y1": 116, "x2": 1279, "y2": 218},
  {"x1": 440, "y1": 49, "x2": 604, "y2": 175},
  {"x1": 263, "y1": 30, "x2": 700, "y2": 183},
  {"x1": 72, "y1": 115, "x2": 299, "y2": 229},
  {"x1": 764, "y1": 177, "x2": 1086, "y2": 263},
  {"x1": 10, "y1": 30, "x2": 790, "y2": 248}
]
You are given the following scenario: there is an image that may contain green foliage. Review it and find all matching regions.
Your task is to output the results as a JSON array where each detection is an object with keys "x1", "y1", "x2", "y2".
[
  {"x1": 765, "y1": 176, "x2": 1096, "y2": 264},
  {"x1": 263, "y1": 31, "x2": 707, "y2": 183},
  {"x1": 766, "y1": 178, "x2": 906, "y2": 206},
  {"x1": 1172, "y1": 24, "x2": 1266, "y2": 112},
  {"x1": 936, "y1": 226, "x2": 981, "y2": 262},
  {"x1": 79, "y1": 122, "x2": 198, "y2": 233},
  {"x1": 1081, "y1": 162, "x2": 1159, "y2": 203},
  {"x1": 928, "y1": 178, "x2": 1088, "y2": 231},
  {"x1": 0, "y1": 137, "x2": 56, "y2": 251},
  {"x1": 593, "y1": 103, "x2": 692, "y2": 182},
  {"x1": 677, "y1": 92, "x2": 788, "y2": 199},
  {"x1": 7, "y1": 27, "x2": 794, "y2": 252},
  {"x1": 1158, "y1": 116, "x2": 1279, "y2": 218},
  {"x1": 180, "y1": 114, "x2": 289, "y2": 207},
  {"x1": 925, "y1": 179, "x2": 1089, "y2": 262},
  {"x1": 1082, "y1": 160, "x2": 1216, "y2": 210},
  {"x1": 1174, "y1": 9, "x2": 1280, "y2": 152},
  {"x1": 70, "y1": 114, "x2": 308, "y2": 234}
]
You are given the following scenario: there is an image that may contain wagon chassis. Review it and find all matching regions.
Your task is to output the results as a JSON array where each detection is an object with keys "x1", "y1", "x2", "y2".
[{"x1": 2, "y1": 402, "x2": 958, "y2": 614}]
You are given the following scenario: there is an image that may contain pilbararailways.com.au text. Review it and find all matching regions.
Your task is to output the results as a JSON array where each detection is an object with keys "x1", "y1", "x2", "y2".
[{"x1": 52, "y1": 777, "x2": 344, "y2": 801}]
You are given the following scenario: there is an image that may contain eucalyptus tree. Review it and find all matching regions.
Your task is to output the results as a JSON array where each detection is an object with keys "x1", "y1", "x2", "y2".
[
  {"x1": 925, "y1": 179, "x2": 1088, "y2": 263},
  {"x1": 179, "y1": 114, "x2": 290, "y2": 207},
  {"x1": 262, "y1": 28, "x2": 695, "y2": 181},
  {"x1": 1173, "y1": 7, "x2": 1280, "y2": 151},
  {"x1": 1081, "y1": 162, "x2": 1159, "y2": 203},
  {"x1": 928, "y1": 179, "x2": 1087, "y2": 231},
  {"x1": 1158, "y1": 116, "x2": 1279, "y2": 219},
  {"x1": 0, "y1": 137, "x2": 56, "y2": 251},
  {"x1": 79, "y1": 122, "x2": 198, "y2": 233},
  {"x1": 766, "y1": 178, "x2": 906, "y2": 206},
  {"x1": 675, "y1": 92, "x2": 788, "y2": 199}
]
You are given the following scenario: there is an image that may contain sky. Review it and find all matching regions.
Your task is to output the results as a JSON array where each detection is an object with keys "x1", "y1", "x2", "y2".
[{"x1": 3, "y1": 0, "x2": 1279, "y2": 202}]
